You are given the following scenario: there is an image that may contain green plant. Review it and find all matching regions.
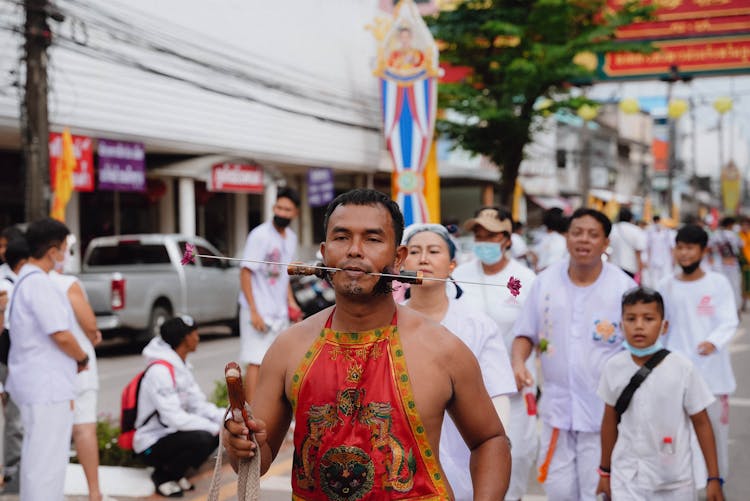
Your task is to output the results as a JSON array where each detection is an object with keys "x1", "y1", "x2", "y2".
[{"x1": 211, "y1": 378, "x2": 229, "y2": 409}]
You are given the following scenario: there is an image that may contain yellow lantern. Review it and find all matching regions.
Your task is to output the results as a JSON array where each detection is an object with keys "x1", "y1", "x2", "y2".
[
  {"x1": 713, "y1": 96, "x2": 732, "y2": 115},
  {"x1": 619, "y1": 98, "x2": 639, "y2": 114},
  {"x1": 535, "y1": 98, "x2": 554, "y2": 117},
  {"x1": 573, "y1": 51, "x2": 598, "y2": 72},
  {"x1": 667, "y1": 99, "x2": 688, "y2": 119},
  {"x1": 577, "y1": 104, "x2": 599, "y2": 121}
]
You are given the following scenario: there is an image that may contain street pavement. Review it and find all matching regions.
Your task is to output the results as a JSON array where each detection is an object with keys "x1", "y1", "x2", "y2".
[{"x1": 2, "y1": 313, "x2": 748, "y2": 500}]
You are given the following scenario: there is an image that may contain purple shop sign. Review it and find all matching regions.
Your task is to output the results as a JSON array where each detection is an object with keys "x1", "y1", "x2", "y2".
[
  {"x1": 97, "y1": 139, "x2": 146, "y2": 192},
  {"x1": 307, "y1": 168, "x2": 334, "y2": 208}
]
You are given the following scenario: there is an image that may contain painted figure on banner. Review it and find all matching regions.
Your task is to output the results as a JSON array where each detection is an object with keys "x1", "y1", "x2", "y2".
[{"x1": 372, "y1": 0, "x2": 441, "y2": 226}]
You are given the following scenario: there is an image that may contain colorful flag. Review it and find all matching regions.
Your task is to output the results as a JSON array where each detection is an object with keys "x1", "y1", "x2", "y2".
[
  {"x1": 50, "y1": 128, "x2": 76, "y2": 222},
  {"x1": 373, "y1": 0, "x2": 440, "y2": 226}
]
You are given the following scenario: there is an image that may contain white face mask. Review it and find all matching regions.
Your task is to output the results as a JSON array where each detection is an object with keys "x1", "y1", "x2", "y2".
[
  {"x1": 53, "y1": 246, "x2": 68, "y2": 273},
  {"x1": 54, "y1": 235, "x2": 76, "y2": 273}
]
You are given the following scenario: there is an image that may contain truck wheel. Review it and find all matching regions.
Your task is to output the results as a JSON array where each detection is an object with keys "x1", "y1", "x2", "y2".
[{"x1": 138, "y1": 305, "x2": 172, "y2": 344}]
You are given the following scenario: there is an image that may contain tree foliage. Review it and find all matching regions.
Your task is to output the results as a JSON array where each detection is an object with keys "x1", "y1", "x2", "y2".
[{"x1": 429, "y1": 0, "x2": 654, "y2": 204}]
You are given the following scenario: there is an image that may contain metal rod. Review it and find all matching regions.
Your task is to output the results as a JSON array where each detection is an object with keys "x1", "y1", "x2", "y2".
[{"x1": 191, "y1": 253, "x2": 509, "y2": 288}]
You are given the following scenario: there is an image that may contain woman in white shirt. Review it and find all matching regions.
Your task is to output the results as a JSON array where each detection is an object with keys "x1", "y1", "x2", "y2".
[{"x1": 400, "y1": 223, "x2": 516, "y2": 501}]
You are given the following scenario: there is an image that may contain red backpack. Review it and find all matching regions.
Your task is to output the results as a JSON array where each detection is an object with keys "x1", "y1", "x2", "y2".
[{"x1": 118, "y1": 360, "x2": 175, "y2": 450}]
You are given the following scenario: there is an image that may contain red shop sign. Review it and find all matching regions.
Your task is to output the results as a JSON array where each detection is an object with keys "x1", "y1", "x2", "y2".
[
  {"x1": 49, "y1": 132, "x2": 95, "y2": 192},
  {"x1": 209, "y1": 163, "x2": 264, "y2": 193}
]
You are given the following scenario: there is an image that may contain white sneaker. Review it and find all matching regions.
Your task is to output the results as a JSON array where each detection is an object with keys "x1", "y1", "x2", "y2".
[
  {"x1": 177, "y1": 477, "x2": 195, "y2": 491},
  {"x1": 156, "y1": 480, "x2": 183, "y2": 497},
  {"x1": 101, "y1": 496, "x2": 120, "y2": 501}
]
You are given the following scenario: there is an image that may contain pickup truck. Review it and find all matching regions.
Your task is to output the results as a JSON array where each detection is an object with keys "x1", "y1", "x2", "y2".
[{"x1": 79, "y1": 234, "x2": 240, "y2": 343}]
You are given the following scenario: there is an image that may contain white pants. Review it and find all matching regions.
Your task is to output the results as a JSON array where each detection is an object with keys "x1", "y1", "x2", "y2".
[
  {"x1": 239, "y1": 307, "x2": 289, "y2": 366},
  {"x1": 706, "y1": 395, "x2": 730, "y2": 479},
  {"x1": 19, "y1": 400, "x2": 74, "y2": 501},
  {"x1": 537, "y1": 424, "x2": 600, "y2": 501},
  {"x1": 611, "y1": 477, "x2": 696, "y2": 501},
  {"x1": 505, "y1": 392, "x2": 538, "y2": 500}
]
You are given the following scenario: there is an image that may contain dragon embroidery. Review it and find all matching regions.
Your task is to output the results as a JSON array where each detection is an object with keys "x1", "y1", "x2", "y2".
[{"x1": 296, "y1": 389, "x2": 416, "y2": 494}]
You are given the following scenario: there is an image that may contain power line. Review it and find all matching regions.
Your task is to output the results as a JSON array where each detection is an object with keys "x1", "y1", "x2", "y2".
[{"x1": 0, "y1": 20, "x2": 381, "y2": 131}]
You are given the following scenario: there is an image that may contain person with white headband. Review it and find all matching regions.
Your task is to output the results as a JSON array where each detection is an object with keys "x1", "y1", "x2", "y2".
[
  {"x1": 453, "y1": 207, "x2": 538, "y2": 501},
  {"x1": 400, "y1": 222, "x2": 517, "y2": 501}
]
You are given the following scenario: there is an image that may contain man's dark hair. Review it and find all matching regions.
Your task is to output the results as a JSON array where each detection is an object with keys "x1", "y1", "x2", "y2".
[
  {"x1": 720, "y1": 216, "x2": 736, "y2": 228},
  {"x1": 653, "y1": 215, "x2": 661, "y2": 223},
  {"x1": 0, "y1": 226, "x2": 23, "y2": 242},
  {"x1": 323, "y1": 189, "x2": 404, "y2": 248},
  {"x1": 568, "y1": 208, "x2": 612, "y2": 236},
  {"x1": 513, "y1": 221, "x2": 523, "y2": 232},
  {"x1": 621, "y1": 286, "x2": 664, "y2": 317},
  {"x1": 5, "y1": 238, "x2": 30, "y2": 270},
  {"x1": 676, "y1": 224, "x2": 708, "y2": 249},
  {"x1": 277, "y1": 186, "x2": 300, "y2": 208},
  {"x1": 618, "y1": 207, "x2": 633, "y2": 223},
  {"x1": 542, "y1": 207, "x2": 568, "y2": 233},
  {"x1": 25, "y1": 218, "x2": 70, "y2": 259}
]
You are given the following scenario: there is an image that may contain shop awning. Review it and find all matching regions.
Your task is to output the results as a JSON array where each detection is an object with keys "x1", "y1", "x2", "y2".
[
  {"x1": 149, "y1": 155, "x2": 283, "y2": 182},
  {"x1": 589, "y1": 188, "x2": 640, "y2": 205},
  {"x1": 529, "y1": 195, "x2": 574, "y2": 214}
]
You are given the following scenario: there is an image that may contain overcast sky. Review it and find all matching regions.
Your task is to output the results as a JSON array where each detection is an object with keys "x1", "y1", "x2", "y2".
[{"x1": 589, "y1": 75, "x2": 750, "y2": 179}]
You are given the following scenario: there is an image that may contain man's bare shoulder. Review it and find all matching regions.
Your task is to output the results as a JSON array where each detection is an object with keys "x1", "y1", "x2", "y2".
[{"x1": 266, "y1": 307, "x2": 332, "y2": 364}]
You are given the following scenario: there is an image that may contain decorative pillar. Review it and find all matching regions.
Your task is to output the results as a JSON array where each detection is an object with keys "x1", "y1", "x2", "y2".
[
  {"x1": 299, "y1": 174, "x2": 313, "y2": 249},
  {"x1": 233, "y1": 193, "x2": 248, "y2": 257},
  {"x1": 159, "y1": 178, "x2": 176, "y2": 234},
  {"x1": 178, "y1": 177, "x2": 196, "y2": 237},
  {"x1": 65, "y1": 192, "x2": 81, "y2": 273},
  {"x1": 263, "y1": 181, "x2": 278, "y2": 224}
]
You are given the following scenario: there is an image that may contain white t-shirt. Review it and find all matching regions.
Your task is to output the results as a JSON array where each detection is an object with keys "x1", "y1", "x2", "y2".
[
  {"x1": 709, "y1": 229, "x2": 741, "y2": 267},
  {"x1": 534, "y1": 232, "x2": 568, "y2": 271},
  {"x1": 432, "y1": 298, "x2": 516, "y2": 501},
  {"x1": 598, "y1": 351, "x2": 714, "y2": 491},
  {"x1": 646, "y1": 225, "x2": 675, "y2": 268},
  {"x1": 510, "y1": 233, "x2": 528, "y2": 260},
  {"x1": 453, "y1": 258, "x2": 537, "y2": 353},
  {"x1": 512, "y1": 259, "x2": 636, "y2": 432},
  {"x1": 609, "y1": 222, "x2": 646, "y2": 274},
  {"x1": 238, "y1": 221, "x2": 297, "y2": 320},
  {"x1": 657, "y1": 272, "x2": 738, "y2": 394},
  {"x1": 6, "y1": 264, "x2": 76, "y2": 405},
  {"x1": 0, "y1": 263, "x2": 11, "y2": 280},
  {"x1": 49, "y1": 272, "x2": 98, "y2": 392}
]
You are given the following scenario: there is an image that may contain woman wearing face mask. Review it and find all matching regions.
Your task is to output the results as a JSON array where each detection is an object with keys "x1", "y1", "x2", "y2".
[
  {"x1": 49, "y1": 236, "x2": 113, "y2": 501},
  {"x1": 453, "y1": 207, "x2": 538, "y2": 501},
  {"x1": 401, "y1": 223, "x2": 517, "y2": 501}
]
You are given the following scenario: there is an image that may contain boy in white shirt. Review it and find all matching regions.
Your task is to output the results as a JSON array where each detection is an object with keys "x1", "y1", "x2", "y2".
[
  {"x1": 596, "y1": 287, "x2": 723, "y2": 501},
  {"x1": 656, "y1": 224, "x2": 738, "y2": 483}
]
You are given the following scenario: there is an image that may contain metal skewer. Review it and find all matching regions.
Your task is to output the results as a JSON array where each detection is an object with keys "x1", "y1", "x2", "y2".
[{"x1": 185, "y1": 252, "x2": 513, "y2": 288}]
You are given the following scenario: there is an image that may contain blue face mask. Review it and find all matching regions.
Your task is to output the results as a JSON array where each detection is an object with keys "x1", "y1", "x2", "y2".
[
  {"x1": 474, "y1": 242, "x2": 503, "y2": 265},
  {"x1": 622, "y1": 338, "x2": 664, "y2": 357}
]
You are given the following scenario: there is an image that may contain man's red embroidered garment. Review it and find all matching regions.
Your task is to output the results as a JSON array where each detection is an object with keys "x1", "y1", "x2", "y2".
[{"x1": 289, "y1": 310, "x2": 450, "y2": 500}]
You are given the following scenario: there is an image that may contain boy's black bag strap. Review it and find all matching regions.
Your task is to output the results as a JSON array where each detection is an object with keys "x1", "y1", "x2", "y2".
[{"x1": 614, "y1": 349, "x2": 670, "y2": 423}]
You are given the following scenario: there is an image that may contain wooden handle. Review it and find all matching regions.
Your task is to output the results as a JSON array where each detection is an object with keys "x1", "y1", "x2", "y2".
[
  {"x1": 287, "y1": 262, "x2": 327, "y2": 279},
  {"x1": 397, "y1": 270, "x2": 423, "y2": 285},
  {"x1": 225, "y1": 362, "x2": 251, "y2": 427}
]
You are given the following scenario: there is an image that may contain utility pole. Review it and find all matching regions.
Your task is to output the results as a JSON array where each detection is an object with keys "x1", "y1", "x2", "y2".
[
  {"x1": 666, "y1": 80, "x2": 675, "y2": 211},
  {"x1": 21, "y1": 0, "x2": 54, "y2": 222},
  {"x1": 580, "y1": 121, "x2": 592, "y2": 207},
  {"x1": 662, "y1": 65, "x2": 692, "y2": 214}
]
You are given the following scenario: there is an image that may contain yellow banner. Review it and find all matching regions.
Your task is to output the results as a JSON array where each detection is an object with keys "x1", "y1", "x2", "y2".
[
  {"x1": 423, "y1": 140, "x2": 440, "y2": 223},
  {"x1": 50, "y1": 127, "x2": 76, "y2": 222}
]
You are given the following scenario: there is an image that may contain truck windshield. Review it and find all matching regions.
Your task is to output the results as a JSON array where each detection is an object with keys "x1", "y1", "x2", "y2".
[{"x1": 87, "y1": 244, "x2": 170, "y2": 266}]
